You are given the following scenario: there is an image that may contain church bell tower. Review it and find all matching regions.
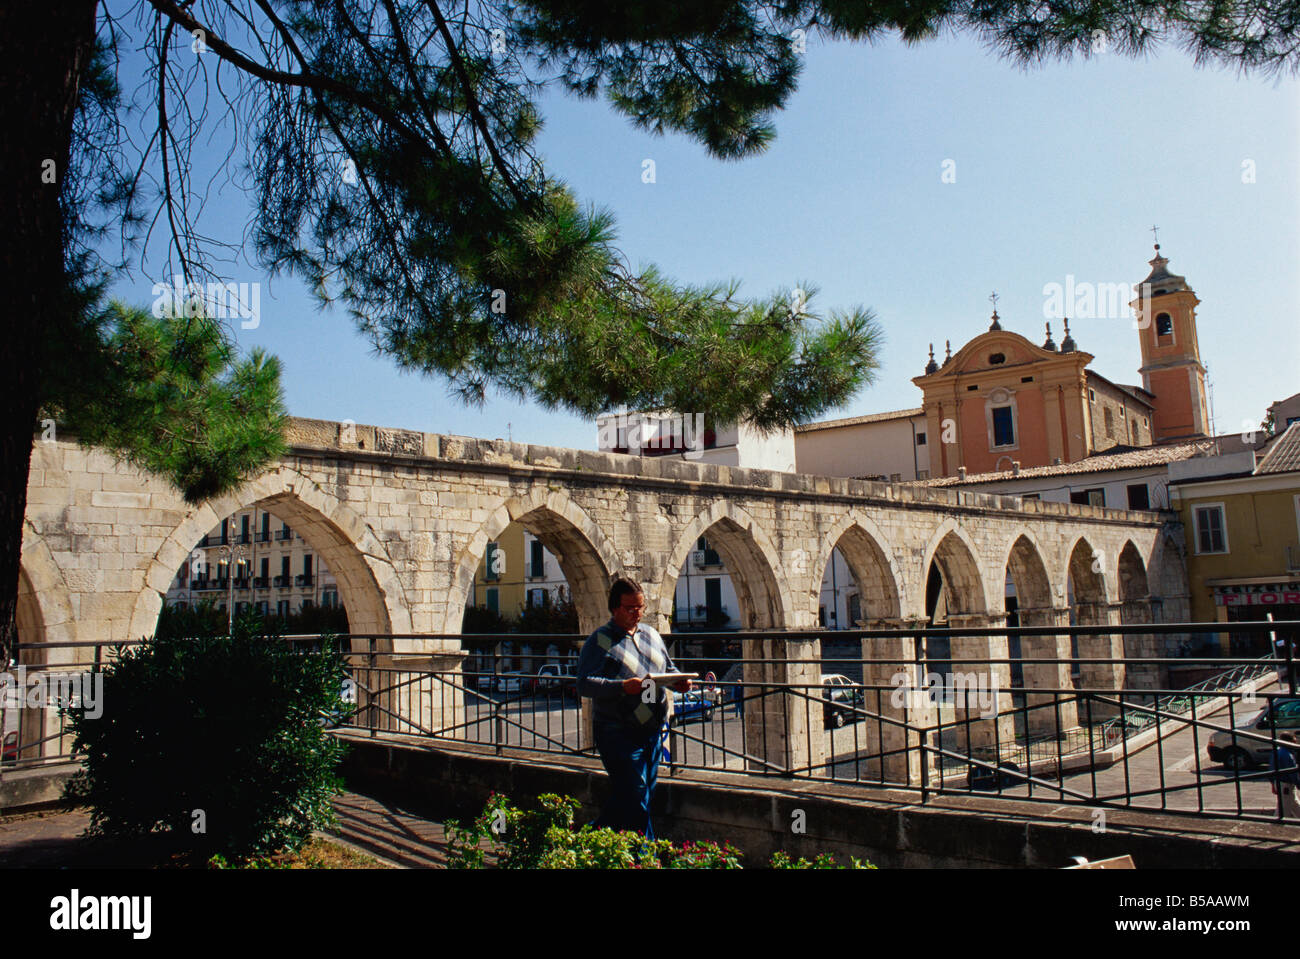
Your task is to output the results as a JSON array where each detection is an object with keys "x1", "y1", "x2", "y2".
[{"x1": 1130, "y1": 241, "x2": 1210, "y2": 442}]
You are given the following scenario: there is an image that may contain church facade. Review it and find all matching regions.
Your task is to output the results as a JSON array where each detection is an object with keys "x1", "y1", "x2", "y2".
[{"x1": 909, "y1": 245, "x2": 1207, "y2": 479}]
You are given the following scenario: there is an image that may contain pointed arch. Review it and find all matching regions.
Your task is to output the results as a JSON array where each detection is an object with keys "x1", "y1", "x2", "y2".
[
  {"x1": 446, "y1": 488, "x2": 619, "y2": 634},
  {"x1": 1003, "y1": 531, "x2": 1054, "y2": 613},
  {"x1": 128, "y1": 465, "x2": 411, "y2": 643},
  {"x1": 920, "y1": 520, "x2": 988, "y2": 617},
  {"x1": 1066, "y1": 535, "x2": 1109, "y2": 625},
  {"x1": 18, "y1": 522, "x2": 78, "y2": 663},
  {"x1": 662, "y1": 502, "x2": 794, "y2": 629},
  {"x1": 812, "y1": 512, "x2": 904, "y2": 623}
]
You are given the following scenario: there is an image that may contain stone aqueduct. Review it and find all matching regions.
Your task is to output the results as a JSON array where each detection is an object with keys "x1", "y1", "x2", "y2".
[{"x1": 17, "y1": 416, "x2": 1189, "y2": 778}]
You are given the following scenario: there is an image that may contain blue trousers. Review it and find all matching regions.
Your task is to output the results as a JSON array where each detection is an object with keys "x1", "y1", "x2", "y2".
[{"x1": 593, "y1": 722, "x2": 663, "y2": 839}]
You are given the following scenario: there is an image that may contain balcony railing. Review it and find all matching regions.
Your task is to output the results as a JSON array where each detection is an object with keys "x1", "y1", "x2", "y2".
[
  {"x1": 253, "y1": 576, "x2": 269, "y2": 588},
  {"x1": 233, "y1": 578, "x2": 250, "y2": 590},
  {"x1": 255, "y1": 530, "x2": 271, "y2": 543},
  {"x1": 273, "y1": 575, "x2": 289, "y2": 588},
  {"x1": 276, "y1": 529, "x2": 292, "y2": 541},
  {"x1": 296, "y1": 574, "x2": 314, "y2": 587}
]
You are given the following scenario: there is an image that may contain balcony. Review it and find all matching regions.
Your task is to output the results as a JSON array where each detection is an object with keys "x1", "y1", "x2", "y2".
[
  {"x1": 197, "y1": 535, "x2": 212, "y2": 547},
  {"x1": 237, "y1": 533, "x2": 250, "y2": 545},
  {"x1": 213, "y1": 577, "x2": 229, "y2": 591},
  {"x1": 296, "y1": 574, "x2": 314, "y2": 588},
  {"x1": 253, "y1": 576, "x2": 269, "y2": 588},
  {"x1": 190, "y1": 578, "x2": 212, "y2": 590},
  {"x1": 234, "y1": 578, "x2": 250, "y2": 591},
  {"x1": 255, "y1": 530, "x2": 271, "y2": 543},
  {"x1": 273, "y1": 575, "x2": 289, "y2": 588},
  {"x1": 276, "y1": 529, "x2": 293, "y2": 541}
]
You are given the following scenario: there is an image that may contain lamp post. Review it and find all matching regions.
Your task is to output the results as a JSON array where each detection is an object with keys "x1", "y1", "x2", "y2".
[{"x1": 219, "y1": 542, "x2": 248, "y2": 635}]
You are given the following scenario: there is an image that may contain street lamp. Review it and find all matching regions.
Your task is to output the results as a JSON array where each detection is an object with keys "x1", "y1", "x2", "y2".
[{"x1": 219, "y1": 542, "x2": 248, "y2": 635}]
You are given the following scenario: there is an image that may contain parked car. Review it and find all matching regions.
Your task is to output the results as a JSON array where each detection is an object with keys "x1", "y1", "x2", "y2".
[
  {"x1": 2, "y1": 731, "x2": 17, "y2": 762},
  {"x1": 477, "y1": 672, "x2": 529, "y2": 695},
  {"x1": 531, "y1": 663, "x2": 579, "y2": 699},
  {"x1": 821, "y1": 673, "x2": 864, "y2": 729},
  {"x1": 1208, "y1": 698, "x2": 1300, "y2": 770},
  {"x1": 670, "y1": 689, "x2": 715, "y2": 723}
]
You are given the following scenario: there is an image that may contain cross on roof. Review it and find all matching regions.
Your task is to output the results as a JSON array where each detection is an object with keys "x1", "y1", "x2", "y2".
[
  {"x1": 989, "y1": 291, "x2": 999, "y2": 311},
  {"x1": 1150, "y1": 224, "x2": 1160, "y2": 248}
]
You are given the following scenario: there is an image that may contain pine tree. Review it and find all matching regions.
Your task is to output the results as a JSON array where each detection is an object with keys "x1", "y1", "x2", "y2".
[{"x1": 2, "y1": 0, "x2": 1296, "y2": 661}]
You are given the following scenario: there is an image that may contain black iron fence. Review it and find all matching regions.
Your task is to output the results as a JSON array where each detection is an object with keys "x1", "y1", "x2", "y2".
[{"x1": 4, "y1": 621, "x2": 1299, "y2": 825}]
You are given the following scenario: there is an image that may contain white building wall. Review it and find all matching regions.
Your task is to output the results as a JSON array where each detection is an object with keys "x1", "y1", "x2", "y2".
[
  {"x1": 795, "y1": 415, "x2": 929, "y2": 480},
  {"x1": 595, "y1": 412, "x2": 794, "y2": 472}
]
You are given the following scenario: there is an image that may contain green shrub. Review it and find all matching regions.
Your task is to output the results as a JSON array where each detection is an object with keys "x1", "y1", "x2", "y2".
[
  {"x1": 64, "y1": 612, "x2": 352, "y2": 863},
  {"x1": 769, "y1": 850, "x2": 876, "y2": 869},
  {"x1": 156, "y1": 598, "x2": 350, "y2": 639},
  {"x1": 446, "y1": 793, "x2": 866, "y2": 869}
]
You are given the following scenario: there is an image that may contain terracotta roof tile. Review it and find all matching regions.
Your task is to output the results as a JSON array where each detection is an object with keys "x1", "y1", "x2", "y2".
[
  {"x1": 917, "y1": 439, "x2": 1222, "y2": 487},
  {"x1": 796, "y1": 408, "x2": 924, "y2": 432},
  {"x1": 1255, "y1": 422, "x2": 1300, "y2": 475}
]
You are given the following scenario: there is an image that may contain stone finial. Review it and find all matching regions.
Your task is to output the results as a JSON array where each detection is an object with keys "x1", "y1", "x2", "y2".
[
  {"x1": 1042, "y1": 322, "x2": 1057, "y2": 351},
  {"x1": 925, "y1": 343, "x2": 939, "y2": 375},
  {"x1": 1060, "y1": 318, "x2": 1077, "y2": 352}
]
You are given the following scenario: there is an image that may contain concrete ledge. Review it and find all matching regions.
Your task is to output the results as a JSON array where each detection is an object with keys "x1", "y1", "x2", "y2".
[
  {"x1": 0, "y1": 764, "x2": 79, "y2": 814},
  {"x1": 335, "y1": 735, "x2": 1300, "y2": 869}
]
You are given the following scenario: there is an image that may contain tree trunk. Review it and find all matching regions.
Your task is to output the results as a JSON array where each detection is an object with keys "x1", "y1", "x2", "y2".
[{"x1": 0, "y1": 1, "x2": 99, "y2": 664}]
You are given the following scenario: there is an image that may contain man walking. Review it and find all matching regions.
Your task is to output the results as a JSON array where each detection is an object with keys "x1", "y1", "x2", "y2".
[{"x1": 576, "y1": 578, "x2": 691, "y2": 839}]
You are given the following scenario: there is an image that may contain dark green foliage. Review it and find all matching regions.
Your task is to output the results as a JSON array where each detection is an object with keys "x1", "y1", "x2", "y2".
[
  {"x1": 446, "y1": 791, "x2": 872, "y2": 868},
  {"x1": 39, "y1": 300, "x2": 289, "y2": 505},
  {"x1": 515, "y1": 586, "x2": 580, "y2": 634},
  {"x1": 462, "y1": 605, "x2": 511, "y2": 634},
  {"x1": 63, "y1": 615, "x2": 351, "y2": 863},
  {"x1": 155, "y1": 599, "x2": 350, "y2": 641}
]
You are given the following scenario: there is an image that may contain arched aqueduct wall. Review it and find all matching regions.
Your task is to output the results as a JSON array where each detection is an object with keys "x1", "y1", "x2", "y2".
[{"x1": 19, "y1": 416, "x2": 1182, "y2": 655}]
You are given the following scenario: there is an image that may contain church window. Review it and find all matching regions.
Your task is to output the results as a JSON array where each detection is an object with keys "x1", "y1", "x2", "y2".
[{"x1": 992, "y1": 407, "x2": 1015, "y2": 447}]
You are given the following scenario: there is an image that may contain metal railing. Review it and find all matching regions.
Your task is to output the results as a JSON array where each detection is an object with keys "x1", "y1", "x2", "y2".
[{"x1": 4, "y1": 621, "x2": 1298, "y2": 825}]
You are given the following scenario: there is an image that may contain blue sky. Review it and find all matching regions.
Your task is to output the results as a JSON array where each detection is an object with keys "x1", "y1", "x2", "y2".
[{"x1": 110, "y1": 26, "x2": 1300, "y2": 452}]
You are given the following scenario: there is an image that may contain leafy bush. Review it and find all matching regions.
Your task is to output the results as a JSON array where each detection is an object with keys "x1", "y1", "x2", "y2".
[
  {"x1": 461, "y1": 605, "x2": 510, "y2": 634},
  {"x1": 64, "y1": 612, "x2": 352, "y2": 863},
  {"x1": 515, "y1": 586, "x2": 580, "y2": 634},
  {"x1": 446, "y1": 793, "x2": 867, "y2": 869},
  {"x1": 770, "y1": 851, "x2": 876, "y2": 869},
  {"x1": 156, "y1": 598, "x2": 349, "y2": 640}
]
